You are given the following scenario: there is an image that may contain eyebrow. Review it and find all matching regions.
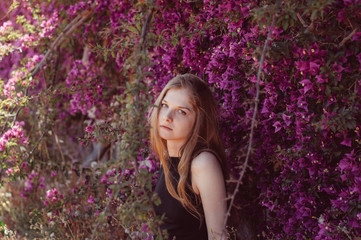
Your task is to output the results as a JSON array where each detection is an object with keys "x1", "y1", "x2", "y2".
[{"x1": 162, "y1": 99, "x2": 192, "y2": 112}]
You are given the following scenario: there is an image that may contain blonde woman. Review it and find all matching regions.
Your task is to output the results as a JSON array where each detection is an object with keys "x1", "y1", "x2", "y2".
[{"x1": 150, "y1": 74, "x2": 228, "y2": 240}]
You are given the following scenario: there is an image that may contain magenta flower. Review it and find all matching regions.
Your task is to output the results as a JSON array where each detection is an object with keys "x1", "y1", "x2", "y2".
[
  {"x1": 87, "y1": 195, "x2": 95, "y2": 204},
  {"x1": 272, "y1": 121, "x2": 282, "y2": 133},
  {"x1": 85, "y1": 125, "x2": 94, "y2": 133},
  {"x1": 43, "y1": 200, "x2": 50, "y2": 206},
  {"x1": 50, "y1": 171, "x2": 58, "y2": 178},
  {"x1": 142, "y1": 223, "x2": 148, "y2": 232},
  {"x1": 282, "y1": 114, "x2": 292, "y2": 126},
  {"x1": 46, "y1": 188, "x2": 59, "y2": 200},
  {"x1": 299, "y1": 79, "x2": 312, "y2": 94},
  {"x1": 341, "y1": 133, "x2": 352, "y2": 147}
]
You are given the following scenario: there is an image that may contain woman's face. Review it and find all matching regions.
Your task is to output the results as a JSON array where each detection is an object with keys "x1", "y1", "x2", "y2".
[{"x1": 158, "y1": 88, "x2": 196, "y2": 146}]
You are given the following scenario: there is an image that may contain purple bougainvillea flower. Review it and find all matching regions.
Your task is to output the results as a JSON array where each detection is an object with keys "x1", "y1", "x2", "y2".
[
  {"x1": 273, "y1": 121, "x2": 282, "y2": 133},
  {"x1": 315, "y1": 74, "x2": 328, "y2": 83},
  {"x1": 300, "y1": 79, "x2": 312, "y2": 94},
  {"x1": 327, "y1": 96, "x2": 337, "y2": 107},
  {"x1": 339, "y1": 159, "x2": 350, "y2": 172},
  {"x1": 341, "y1": 132, "x2": 352, "y2": 147},
  {"x1": 85, "y1": 125, "x2": 94, "y2": 133},
  {"x1": 87, "y1": 195, "x2": 95, "y2": 204},
  {"x1": 309, "y1": 61, "x2": 320, "y2": 75},
  {"x1": 351, "y1": 31, "x2": 361, "y2": 41},
  {"x1": 357, "y1": 52, "x2": 361, "y2": 71},
  {"x1": 282, "y1": 114, "x2": 292, "y2": 126}
]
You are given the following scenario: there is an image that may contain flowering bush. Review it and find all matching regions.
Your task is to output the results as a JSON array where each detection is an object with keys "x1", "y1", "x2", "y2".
[{"x1": 1, "y1": 0, "x2": 361, "y2": 239}]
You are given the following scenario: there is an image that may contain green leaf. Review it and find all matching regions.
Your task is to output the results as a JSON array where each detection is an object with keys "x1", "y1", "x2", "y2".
[
  {"x1": 128, "y1": 26, "x2": 139, "y2": 35},
  {"x1": 282, "y1": 20, "x2": 289, "y2": 31}
]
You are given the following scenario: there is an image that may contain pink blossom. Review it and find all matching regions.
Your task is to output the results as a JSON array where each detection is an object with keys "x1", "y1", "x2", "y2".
[
  {"x1": 50, "y1": 171, "x2": 58, "y2": 178},
  {"x1": 20, "y1": 161, "x2": 28, "y2": 169},
  {"x1": 101, "y1": 175, "x2": 108, "y2": 184},
  {"x1": 272, "y1": 121, "x2": 282, "y2": 133},
  {"x1": 282, "y1": 114, "x2": 292, "y2": 126},
  {"x1": 142, "y1": 223, "x2": 148, "y2": 232},
  {"x1": 341, "y1": 134, "x2": 352, "y2": 147},
  {"x1": 87, "y1": 195, "x2": 95, "y2": 204},
  {"x1": 357, "y1": 52, "x2": 361, "y2": 71},
  {"x1": 46, "y1": 188, "x2": 59, "y2": 200},
  {"x1": 85, "y1": 125, "x2": 94, "y2": 133},
  {"x1": 299, "y1": 79, "x2": 312, "y2": 94}
]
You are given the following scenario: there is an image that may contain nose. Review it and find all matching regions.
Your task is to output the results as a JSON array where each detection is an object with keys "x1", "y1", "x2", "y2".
[{"x1": 162, "y1": 109, "x2": 173, "y2": 122}]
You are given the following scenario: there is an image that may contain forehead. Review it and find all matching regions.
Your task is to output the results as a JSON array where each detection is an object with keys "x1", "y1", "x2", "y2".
[{"x1": 163, "y1": 88, "x2": 193, "y2": 108}]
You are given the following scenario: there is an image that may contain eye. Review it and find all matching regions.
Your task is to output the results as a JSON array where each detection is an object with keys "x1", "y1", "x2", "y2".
[
  {"x1": 160, "y1": 103, "x2": 168, "y2": 108},
  {"x1": 178, "y1": 109, "x2": 186, "y2": 115}
]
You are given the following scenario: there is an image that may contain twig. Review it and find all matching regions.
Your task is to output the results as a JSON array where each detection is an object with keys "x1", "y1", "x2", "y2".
[
  {"x1": 339, "y1": 28, "x2": 358, "y2": 47},
  {"x1": 29, "y1": 6, "x2": 95, "y2": 78},
  {"x1": 51, "y1": 46, "x2": 60, "y2": 86},
  {"x1": 10, "y1": 107, "x2": 23, "y2": 127},
  {"x1": 221, "y1": 4, "x2": 279, "y2": 238},
  {"x1": 296, "y1": 12, "x2": 315, "y2": 34},
  {"x1": 28, "y1": 129, "x2": 47, "y2": 156},
  {"x1": 141, "y1": 9, "x2": 154, "y2": 52},
  {"x1": 138, "y1": 8, "x2": 163, "y2": 237},
  {"x1": 296, "y1": 13, "x2": 307, "y2": 27},
  {"x1": 134, "y1": 8, "x2": 154, "y2": 175},
  {"x1": 53, "y1": 127, "x2": 65, "y2": 163},
  {"x1": 90, "y1": 7, "x2": 155, "y2": 240}
]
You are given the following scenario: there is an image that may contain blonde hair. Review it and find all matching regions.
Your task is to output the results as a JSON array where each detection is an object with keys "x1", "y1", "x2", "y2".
[{"x1": 150, "y1": 73, "x2": 228, "y2": 219}]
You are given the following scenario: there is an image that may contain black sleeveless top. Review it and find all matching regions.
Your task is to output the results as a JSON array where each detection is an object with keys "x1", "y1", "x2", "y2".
[{"x1": 153, "y1": 157, "x2": 208, "y2": 239}]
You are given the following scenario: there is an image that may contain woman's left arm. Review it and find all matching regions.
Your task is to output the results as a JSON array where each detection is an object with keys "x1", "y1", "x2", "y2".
[{"x1": 191, "y1": 152, "x2": 227, "y2": 240}]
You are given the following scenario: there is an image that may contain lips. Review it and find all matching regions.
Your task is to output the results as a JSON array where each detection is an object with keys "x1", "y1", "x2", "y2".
[{"x1": 160, "y1": 125, "x2": 172, "y2": 131}]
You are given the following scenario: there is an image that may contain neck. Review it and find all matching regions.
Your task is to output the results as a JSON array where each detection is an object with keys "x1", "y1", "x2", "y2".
[{"x1": 166, "y1": 140, "x2": 184, "y2": 157}]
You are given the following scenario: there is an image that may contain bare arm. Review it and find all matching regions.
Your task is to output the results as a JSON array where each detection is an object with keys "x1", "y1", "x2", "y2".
[{"x1": 191, "y1": 152, "x2": 227, "y2": 240}]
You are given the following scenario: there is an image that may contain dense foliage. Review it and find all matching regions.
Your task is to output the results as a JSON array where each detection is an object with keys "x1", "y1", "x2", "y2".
[{"x1": 1, "y1": 0, "x2": 361, "y2": 239}]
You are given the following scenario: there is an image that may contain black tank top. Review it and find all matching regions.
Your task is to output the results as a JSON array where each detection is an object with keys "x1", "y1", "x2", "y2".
[{"x1": 153, "y1": 157, "x2": 208, "y2": 239}]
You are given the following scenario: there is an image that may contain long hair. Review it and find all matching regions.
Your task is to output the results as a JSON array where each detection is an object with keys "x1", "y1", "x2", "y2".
[{"x1": 150, "y1": 73, "x2": 228, "y2": 219}]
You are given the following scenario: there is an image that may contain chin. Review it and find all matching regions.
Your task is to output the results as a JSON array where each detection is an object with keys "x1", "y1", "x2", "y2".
[{"x1": 159, "y1": 132, "x2": 170, "y2": 140}]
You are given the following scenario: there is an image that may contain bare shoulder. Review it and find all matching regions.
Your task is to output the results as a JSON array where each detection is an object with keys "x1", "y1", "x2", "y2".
[
  {"x1": 190, "y1": 151, "x2": 225, "y2": 195},
  {"x1": 191, "y1": 151, "x2": 221, "y2": 172}
]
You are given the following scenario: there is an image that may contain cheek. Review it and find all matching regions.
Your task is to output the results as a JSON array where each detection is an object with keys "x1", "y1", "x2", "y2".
[
  {"x1": 183, "y1": 117, "x2": 196, "y2": 133},
  {"x1": 158, "y1": 109, "x2": 165, "y2": 122}
]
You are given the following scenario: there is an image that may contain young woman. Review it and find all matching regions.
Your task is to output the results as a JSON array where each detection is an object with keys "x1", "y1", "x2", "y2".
[{"x1": 150, "y1": 74, "x2": 229, "y2": 240}]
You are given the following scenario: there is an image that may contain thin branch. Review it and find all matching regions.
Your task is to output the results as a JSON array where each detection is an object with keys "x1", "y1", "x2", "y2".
[
  {"x1": 134, "y1": 8, "x2": 154, "y2": 175},
  {"x1": 296, "y1": 12, "x2": 307, "y2": 27},
  {"x1": 90, "y1": 7, "x2": 155, "y2": 240},
  {"x1": 10, "y1": 107, "x2": 23, "y2": 128},
  {"x1": 28, "y1": 129, "x2": 47, "y2": 156},
  {"x1": 141, "y1": 9, "x2": 154, "y2": 52},
  {"x1": 51, "y1": 46, "x2": 60, "y2": 86},
  {"x1": 296, "y1": 12, "x2": 315, "y2": 34},
  {"x1": 53, "y1": 128, "x2": 65, "y2": 163},
  {"x1": 30, "y1": 6, "x2": 95, "y2": 78},
  {"x1": 339, "y1": 27, "x2": 358, "y2": 47},
  {"x1": 221, "y1": 5, "x2": 279, "y2": 238}
]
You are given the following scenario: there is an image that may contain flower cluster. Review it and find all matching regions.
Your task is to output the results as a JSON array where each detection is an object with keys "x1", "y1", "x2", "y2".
[
  {"x1": 64, "y1": 60, "x2": 106, "y2": 116},
  {"x1": 20, "y1": 172, "x2": 46, "y2": 199},
  {"x1": 0, "y1": 121, "x2": 27, "y2": 152},
  {"x1": 146, "y1": 0, "x2": 361, "y2": 238},
  {"x1": 43, "y1": 188, "x2": 63, "y2": 207},
  {"x1": 1, "y1": 0, "x2": 361, "y2": 239}
]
